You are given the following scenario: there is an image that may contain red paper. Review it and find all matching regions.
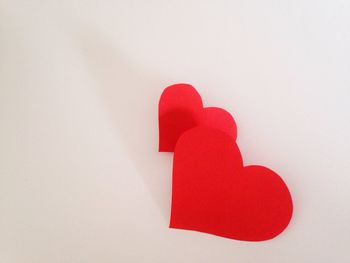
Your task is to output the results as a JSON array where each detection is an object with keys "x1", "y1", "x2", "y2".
[
  {"x1": 158, "y1": 83, "x2": 293, "y2": 241},
  {"x1": 171, "y1": 127, "x2": 293, "y2": 241},
  {"x1": 158, "y1": 83, "x2": 237, "y2": 152}
]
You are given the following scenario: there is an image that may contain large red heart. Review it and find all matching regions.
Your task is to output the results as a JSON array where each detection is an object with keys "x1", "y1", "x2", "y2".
[
  {"x1": 171, "y1": 127, "x2": 293, "y2": 241},
  {"x1": 159, "y1": 83, "x2": 237, "y2": 152}
]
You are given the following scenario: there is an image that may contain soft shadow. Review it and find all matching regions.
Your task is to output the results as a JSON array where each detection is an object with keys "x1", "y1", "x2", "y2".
[{"x1": 70, "y1": 26, "x2": 173, "y2": 220}]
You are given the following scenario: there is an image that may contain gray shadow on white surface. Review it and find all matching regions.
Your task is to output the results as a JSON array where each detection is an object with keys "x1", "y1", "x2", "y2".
[{"x1": 71, "y1": 27, "x2": 173, "y2": 221}]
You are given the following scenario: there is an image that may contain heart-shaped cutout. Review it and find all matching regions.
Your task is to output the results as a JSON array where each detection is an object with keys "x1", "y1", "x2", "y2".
[
  {"x1": 159, "y1": 83, "x2": 237, "y2": 152},
  {"x1": 171, "y1": 127, "x2": 293, "y2": 241}
]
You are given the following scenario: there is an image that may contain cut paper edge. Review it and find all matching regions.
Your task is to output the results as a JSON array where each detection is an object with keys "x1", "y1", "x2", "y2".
[
  {"x1": 170, "y1": 127, "x2": 293, "y2": 241},
  {"x1": 159, "y1": 84, "x2": 237, "y2": 151}
]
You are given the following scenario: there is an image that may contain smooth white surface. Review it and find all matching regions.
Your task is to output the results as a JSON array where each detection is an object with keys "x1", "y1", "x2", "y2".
[{"x1": 1, "y1": 1, "x2": 350, "y2": 262}]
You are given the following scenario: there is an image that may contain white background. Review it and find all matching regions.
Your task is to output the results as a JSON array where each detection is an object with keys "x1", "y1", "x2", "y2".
[{"x1": 1, "y1": 1, "x2": 350, "y2": 262}]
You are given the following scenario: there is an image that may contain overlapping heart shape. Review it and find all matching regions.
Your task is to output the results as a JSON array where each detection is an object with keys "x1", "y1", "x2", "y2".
[{"x1": 158, "y1": 83, "x2": 293, "y2": 241}]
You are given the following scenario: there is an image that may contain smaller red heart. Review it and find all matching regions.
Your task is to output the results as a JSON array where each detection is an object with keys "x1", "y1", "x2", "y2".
[
  {"x1": 171, "y1": 127, "x2": 293, "y2": 241},
  {"x1": 159, "y1": 83, "x2": 237, "y2": 152}
]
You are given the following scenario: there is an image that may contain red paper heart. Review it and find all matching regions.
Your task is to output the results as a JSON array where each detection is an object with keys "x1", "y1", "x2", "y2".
[
  {"x1": 171, "y1": 127, "x2": 293, "y2": 241},
  {"x1": 159, "y1": 83, "x2": 237, "y2": 152}
]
